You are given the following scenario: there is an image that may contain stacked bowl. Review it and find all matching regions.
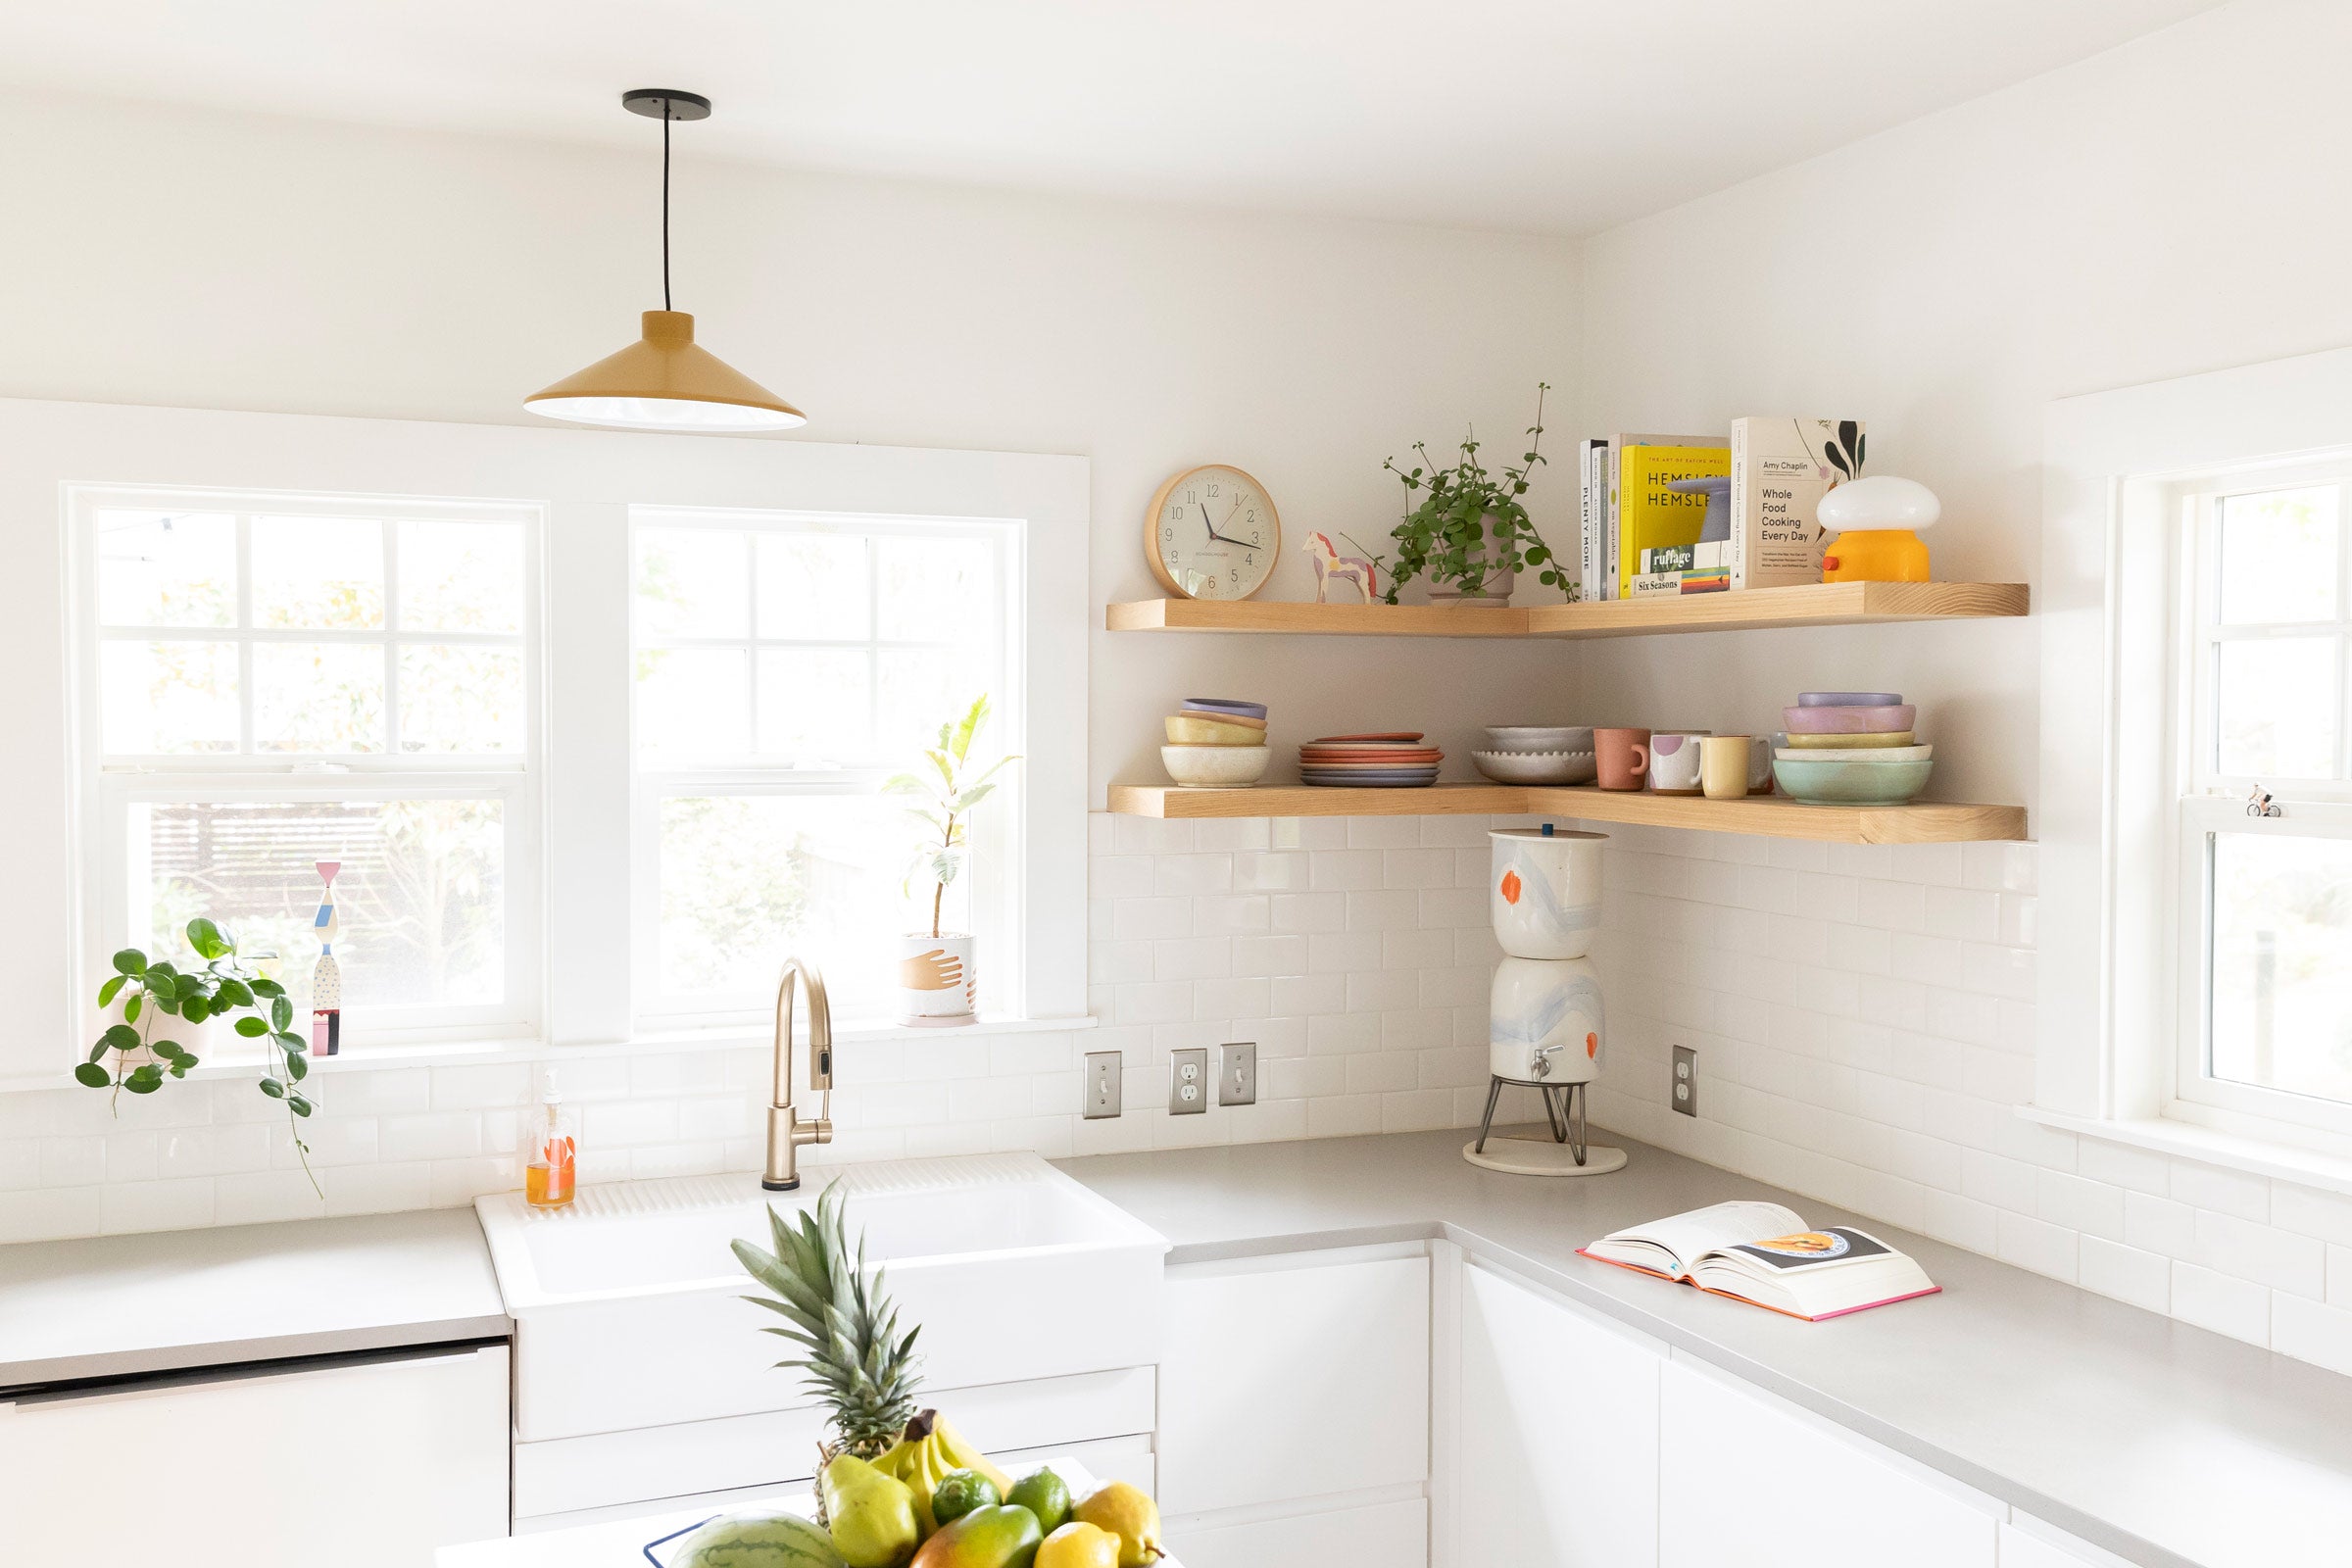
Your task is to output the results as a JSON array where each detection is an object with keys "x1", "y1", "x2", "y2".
[
  {"x1": 1162, "y1": 697, "x2": 1271, "y2": 788},
  {"x1": 1773, "y1": 692, "x2": 1932, "y2": 805},
  {"x1": 1471, "y1": 724, "x2": 1596, "y2": 785},
  {"x1": 1300, "y1": 733, "x2": 1442, "y2": 788}
]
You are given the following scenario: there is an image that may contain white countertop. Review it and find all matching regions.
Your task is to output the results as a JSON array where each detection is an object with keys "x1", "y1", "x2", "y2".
[
  {"x1": 1056, "y1": 1127, "x2": 2352, "y2": 1568},
  {"x1": 0, "y1": 1207, "x2": 507, "y2": 1387}
]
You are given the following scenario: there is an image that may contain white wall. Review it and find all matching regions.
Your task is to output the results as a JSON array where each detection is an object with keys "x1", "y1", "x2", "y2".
[
  {"x1": 0, "y1": 87, "x2": 1586, "y2": 795},
  {"x1": 1569, "y1": 0, "x2": 2352, "y2": 1371},
  {"x1": 1573, "y1": 0, "x2": 2352, "y2": 817}
]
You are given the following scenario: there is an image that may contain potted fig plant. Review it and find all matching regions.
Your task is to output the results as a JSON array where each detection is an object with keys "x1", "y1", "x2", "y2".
[
  {"x1": 1380, "y1": 382, "x2": 1574, "y2": 606},
  {"x1": 884, "y1": 694, "x2": 1018, "y2": 1028}
]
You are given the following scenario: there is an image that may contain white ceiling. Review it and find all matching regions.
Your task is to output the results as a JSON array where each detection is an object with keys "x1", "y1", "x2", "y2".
[{"x1": 0, "y1": 0, "x2": 2226, "y2": 234}]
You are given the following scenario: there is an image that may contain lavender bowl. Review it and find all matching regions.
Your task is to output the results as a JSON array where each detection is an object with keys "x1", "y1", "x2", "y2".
[
  {"x1": 1797, "y1": 691, "x2": 1902, "y2": 708},
  {"x1": 1784, "y1": 703, "x2": 1915, "y2": 735}
]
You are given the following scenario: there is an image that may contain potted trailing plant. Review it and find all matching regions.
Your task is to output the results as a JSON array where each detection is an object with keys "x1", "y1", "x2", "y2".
[
  {"x1": 81, "y1": 917, "x2": 319, "y2": 1195},
  {"x1": 884, "y1": 694, "x2": 1018, "y2": 1028},
  {"x1": 1380, "y1": 382, "x2": 1574, "y2": 606}
]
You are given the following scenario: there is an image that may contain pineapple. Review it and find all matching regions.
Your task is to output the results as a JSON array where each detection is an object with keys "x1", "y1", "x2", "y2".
[{"x1": 733, "y1": 1179, "x2": 924, "y2": 1462}]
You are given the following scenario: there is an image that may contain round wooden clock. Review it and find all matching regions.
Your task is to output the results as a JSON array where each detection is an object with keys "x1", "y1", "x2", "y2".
[{"x1": 1146, "y1": 465, "x2": 1281, "y2": 600}]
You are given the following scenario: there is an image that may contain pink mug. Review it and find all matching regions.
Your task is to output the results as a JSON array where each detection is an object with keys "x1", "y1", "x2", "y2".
[{"x1": 1594, "y1": 727, "x2": 1651, "y2": 791}]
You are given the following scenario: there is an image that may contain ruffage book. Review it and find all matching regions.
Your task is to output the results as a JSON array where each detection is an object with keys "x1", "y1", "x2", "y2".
[
  {"x1": 1580, "y1": 1200, "x2": 1939, "y2": 1321},
  {"x1": 1613, "y1": 436, "x2": 1729, "y2": 599}
]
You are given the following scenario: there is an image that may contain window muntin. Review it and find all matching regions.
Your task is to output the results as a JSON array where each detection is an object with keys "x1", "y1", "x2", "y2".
[
  {"x1": 77, "y1": 488, "x2": 541, "y2": 1046},
  {"x1": 2174, "y1": 471, "x2": 2352, "y2": 1133},
  {"x1": 630, "y1": 507, "x2": 1018, "y2": 1025}
]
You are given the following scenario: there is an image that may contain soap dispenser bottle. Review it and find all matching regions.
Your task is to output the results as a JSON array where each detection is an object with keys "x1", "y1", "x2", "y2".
[{"x1": 525, "y1": 1070, "x2": 577, "y2": 1208}]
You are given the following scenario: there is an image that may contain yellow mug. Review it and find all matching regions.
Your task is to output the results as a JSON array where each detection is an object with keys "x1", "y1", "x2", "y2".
[{"x1": 1700, "y1": 735, "x2": 1753, "y2": 800}]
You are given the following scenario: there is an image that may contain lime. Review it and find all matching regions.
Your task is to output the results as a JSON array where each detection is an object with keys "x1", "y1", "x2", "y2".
[
  {"x1": 1007, "y1": 1467, "x2": 1073, "y2": 1535},
  {"x1": 929, "y1": 1467, "x2": 1001, "y2": 1527}
]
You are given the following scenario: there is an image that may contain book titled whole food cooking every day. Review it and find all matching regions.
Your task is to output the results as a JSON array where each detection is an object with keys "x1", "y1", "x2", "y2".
[{"x1": 1579, "y1": 1200, "x2": 1940, "y2": 1321}]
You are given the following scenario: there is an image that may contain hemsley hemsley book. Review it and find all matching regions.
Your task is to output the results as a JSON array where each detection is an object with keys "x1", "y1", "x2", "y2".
[{"x1": 1579, "y1": 1200, "x2": 1939, "y2": 1321}]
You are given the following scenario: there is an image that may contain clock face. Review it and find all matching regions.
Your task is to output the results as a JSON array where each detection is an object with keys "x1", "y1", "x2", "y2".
[{"x1": 1147, "y1": 465, "x2": 1281, "y2": 600}]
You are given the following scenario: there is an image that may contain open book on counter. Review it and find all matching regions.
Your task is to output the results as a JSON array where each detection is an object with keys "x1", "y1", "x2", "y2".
[{"x1": 1579, "y1": 1200, "x2": 1939, "y2": 1321}]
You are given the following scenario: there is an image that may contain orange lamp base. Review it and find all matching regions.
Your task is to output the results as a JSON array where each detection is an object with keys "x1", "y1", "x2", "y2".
[{"x1": 1820, "y1": 529, "x2": 1931, "y2": 583}]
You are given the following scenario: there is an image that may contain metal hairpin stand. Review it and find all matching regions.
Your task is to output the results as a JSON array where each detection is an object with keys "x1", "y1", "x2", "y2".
[{"x1": 1473, "y1": 1075, "x2": 1592, "y2": 1163}]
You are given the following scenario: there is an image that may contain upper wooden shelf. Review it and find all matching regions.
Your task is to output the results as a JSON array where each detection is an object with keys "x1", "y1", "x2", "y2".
[
  {"x1": 1106, "y1": 782, "x2": 2027, "y2": 845},
  {"x1": 1105, "y1": 580, "x2": 2029, "y2": 640}
]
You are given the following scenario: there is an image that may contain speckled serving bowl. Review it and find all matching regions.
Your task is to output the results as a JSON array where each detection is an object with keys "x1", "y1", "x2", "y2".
[
  {"x1": 1162, "y1": 744, "x2": 1271, "y2": 788},
  {"x1": 1471, "y1": 749, "x2": 1598, "y2": 784},
  {"x1": 1771, "y1": 756, "x2": 1934, "y2": 806}
]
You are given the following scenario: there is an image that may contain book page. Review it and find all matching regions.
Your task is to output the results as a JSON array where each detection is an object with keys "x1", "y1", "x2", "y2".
[
  {"x1": 1707, "y1": 1227, "x2": 1895, "y2": 1275},
  {"x1": 1596, "y1": 1200, "x2": 1804, "y2": 1274}
]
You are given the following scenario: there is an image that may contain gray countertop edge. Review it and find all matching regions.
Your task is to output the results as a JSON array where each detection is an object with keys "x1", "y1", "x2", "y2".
[
  {"x1": 1060, "y1": 1126, "x2": 2352, "y2": 1568},
  {"x1": 3, "y1": 1315, "x2": 515, "y2": 1390}
]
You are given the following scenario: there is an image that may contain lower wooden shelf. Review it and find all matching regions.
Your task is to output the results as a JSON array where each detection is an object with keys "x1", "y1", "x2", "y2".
[{"x1": 1105, "y1": 782, "x2": 2026, "y2": 844}]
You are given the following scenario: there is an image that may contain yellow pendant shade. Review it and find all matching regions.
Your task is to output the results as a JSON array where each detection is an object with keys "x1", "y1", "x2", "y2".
[{"x1": 526, "y1": 311, "x2": 805, "y2": 432}]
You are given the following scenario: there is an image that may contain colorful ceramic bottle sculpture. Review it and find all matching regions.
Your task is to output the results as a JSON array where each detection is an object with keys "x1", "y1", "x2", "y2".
[{"x1": 310, "y1": 859, "x2": 341, "y2": 1056}]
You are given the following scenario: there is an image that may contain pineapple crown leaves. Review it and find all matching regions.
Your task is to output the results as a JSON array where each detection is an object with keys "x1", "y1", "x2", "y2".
[{"x1": 732, "y1": 1180, "x2": 924, "y2": 1451}]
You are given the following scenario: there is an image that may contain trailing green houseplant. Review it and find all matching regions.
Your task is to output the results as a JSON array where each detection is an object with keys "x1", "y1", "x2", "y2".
[
  {"x1": 1380, "y1": 382, "x2": 1574, "y2": 604},
  {"x1": 81, "y1": 917, "x2": 319, "y2": 1194}
]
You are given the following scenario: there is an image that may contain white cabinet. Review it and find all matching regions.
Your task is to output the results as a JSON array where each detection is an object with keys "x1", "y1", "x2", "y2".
[
  {"x1": 0, "y1": 1343, "x2": 510, "y2": 1568},
  {"x1": 1158, "y1": 1246, "x2": 1430, "y2": 1516},
  {"x1": 1178, "y1": 1496, "x2": 1427, "y2": 1568},
  {"x1": 1455, "y1": 1258, "x2": 1662, "y2": 1567},
  {"x1": 1998, "y1": 1520, "x2": 2132, "y2": 1568},
  {"x1": 1659, "y1": 1360, "x2": 1996, "y2": 1568}
]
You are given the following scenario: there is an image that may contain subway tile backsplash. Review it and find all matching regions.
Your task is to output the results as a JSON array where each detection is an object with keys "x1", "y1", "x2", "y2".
[{"x1": 9, "y1": 811, "x2": 2352, "y2": 1377}]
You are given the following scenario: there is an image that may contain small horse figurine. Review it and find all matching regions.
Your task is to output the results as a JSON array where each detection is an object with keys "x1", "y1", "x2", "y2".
[{"x1": 1307, "y1": 531, "x2": 1381, "y2": 604}]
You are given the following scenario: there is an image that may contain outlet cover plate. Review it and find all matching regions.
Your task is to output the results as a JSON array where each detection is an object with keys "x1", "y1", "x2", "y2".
[
  {"x1": 1218, "y1": 1041, "x2": 1256, "y2": 1106},
  {"x1": 1672, "y1": 1044, "x2": 1698, "y2": 1117},
  {"x1": 1083, "y1": 1051, "x2": 1123, "y2": 1119},
  {"x1": 1169, "y1": 1048, "x2": 1209, "y2": 1114}
]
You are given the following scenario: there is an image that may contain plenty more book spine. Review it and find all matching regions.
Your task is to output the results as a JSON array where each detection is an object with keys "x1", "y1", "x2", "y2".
[{"x1": 1578, "y1": 439, "x2": 1607, "y2": 600}]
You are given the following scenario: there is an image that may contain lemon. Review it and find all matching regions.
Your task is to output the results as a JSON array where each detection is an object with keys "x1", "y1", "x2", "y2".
[
  {"x1": 1036, "y1": 1522, "x2": 1121, "y2": 1568},
  {"x1": 1069, "y1": 1483, "x2": 1164, "y2": 1567}
]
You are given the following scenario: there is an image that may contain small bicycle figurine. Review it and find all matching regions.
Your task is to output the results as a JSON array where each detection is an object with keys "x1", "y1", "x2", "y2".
[{"x1": 2247, "y1": 784, "x2": 2282, "y2": 818}]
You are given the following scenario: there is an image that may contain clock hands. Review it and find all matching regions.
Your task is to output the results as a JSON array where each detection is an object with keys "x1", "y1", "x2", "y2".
[{"x1": 1200, "y1": 498, "x2": 1254, "y2": 547}]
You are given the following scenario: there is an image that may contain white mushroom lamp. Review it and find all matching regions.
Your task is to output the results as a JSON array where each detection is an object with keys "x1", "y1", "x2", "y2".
[{"x1": 1818, "y1": 474, "x2": 1939, "y2": 583}]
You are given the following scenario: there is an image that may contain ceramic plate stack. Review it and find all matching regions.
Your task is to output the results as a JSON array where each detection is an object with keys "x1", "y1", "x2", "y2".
[
  {"x1": 1471, "y1": 725, "x2": 1596, "y2": 785},
  {"x1": 1162, "y1": 697, "x2": 1271, "y2": 788},
  {"x1": 1774, "y1": 692, "x2": 1932, "y2": 805},
  {"x1": 1299, "y1": 732, "x2": 1442, "y2": 788}
]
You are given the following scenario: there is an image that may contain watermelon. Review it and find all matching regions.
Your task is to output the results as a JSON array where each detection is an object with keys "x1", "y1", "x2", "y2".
[{"x1": 667, "y1": 1506, "x2": 847, "y2": 1568}]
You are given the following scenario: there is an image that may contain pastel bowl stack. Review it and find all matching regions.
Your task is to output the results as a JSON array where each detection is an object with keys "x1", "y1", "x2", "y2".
[
  {"x1": 1471, "y1": 724, "x2": 1597, "y2": 785},
  {"x1": 1300, "y1": 732, "x2": 1442, "y2": 788},
  {"x1": 1162, "y1": 697, "x2": 1271, "y2": 788},
  {"x1": 1774, "y1": 692, "x2": 1933, "y2": 805}
]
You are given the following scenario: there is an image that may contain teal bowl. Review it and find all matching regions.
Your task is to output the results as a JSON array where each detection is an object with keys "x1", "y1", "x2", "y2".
[{"x1": 1771, "y1": 756, "x2": 1934, "y2": 806}]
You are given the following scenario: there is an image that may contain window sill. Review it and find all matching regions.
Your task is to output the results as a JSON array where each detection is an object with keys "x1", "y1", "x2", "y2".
[
  {"x1": 2018, "y1": 1104, "x2": 2352, "y2": 1199},
  {"x1": 0, "y1": 1014, "x2": 1097, "y2": 1092}
]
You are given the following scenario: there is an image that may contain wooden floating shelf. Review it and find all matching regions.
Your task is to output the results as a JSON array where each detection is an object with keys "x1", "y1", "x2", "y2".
[
  {"x1": 1106, "y1": 580, "x2": 2028, "y2": 640},
  {"x1": 1106, "y1": 783, "x2": 2027, "y2": 845}
]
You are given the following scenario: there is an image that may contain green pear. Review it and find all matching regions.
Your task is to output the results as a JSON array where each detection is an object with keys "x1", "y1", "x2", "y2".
[{"x1": 822, "y1": 1453, "x2": 921, "y2": 1568}]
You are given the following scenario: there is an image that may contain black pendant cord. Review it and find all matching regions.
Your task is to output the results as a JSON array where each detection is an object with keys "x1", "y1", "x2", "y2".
[{"x1": 661, "y1": 102, "x2": 672, "y2": 312}]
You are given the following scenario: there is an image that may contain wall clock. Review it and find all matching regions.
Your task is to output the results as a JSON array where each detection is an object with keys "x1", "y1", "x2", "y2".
[{"x1": 1146, "y1": 465, "x2": 1281, "y2": 600}]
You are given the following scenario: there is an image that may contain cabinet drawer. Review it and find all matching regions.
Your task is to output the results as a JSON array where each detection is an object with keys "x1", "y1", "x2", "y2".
[
  {"x1": 1159, "y1": 1248, "x2": 1430, "y2": 1515},
  {"x1": 1173, "y1": 1496, "x2": 1425, "y2": 1568}
]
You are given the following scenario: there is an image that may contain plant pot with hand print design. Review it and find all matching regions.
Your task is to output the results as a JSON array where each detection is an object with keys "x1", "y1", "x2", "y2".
[{"x1": 897, "y1": 932, "x2": 978, "y2": 1027}]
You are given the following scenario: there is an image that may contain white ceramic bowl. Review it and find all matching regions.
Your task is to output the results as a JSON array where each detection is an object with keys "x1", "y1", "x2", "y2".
[
  {"x1": 1484, "y1": 725, "x2": 1593, "y2": 753},
  {"x1": 1161, "y1": 743, "x2": 1271, "y2": 788},
  {"x1": 1471, "y1": 749, "x2": 1598, "y2": 784}
]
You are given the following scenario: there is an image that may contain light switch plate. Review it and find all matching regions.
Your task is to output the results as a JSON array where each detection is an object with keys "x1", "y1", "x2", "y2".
[
  {"x1": 1083, "y1": 1051, "x2": 1123, "y2": 1119},
  {"x1": 1169, "y1": 1048, "x2": 1209, "y2": 1114},
  {"x1": 1672, "y1": 1044, "x2": 1698, "y2": 1117},
  {"x1": 1218, "y1": 1041, "x2": 1256, "y2": 1106}
]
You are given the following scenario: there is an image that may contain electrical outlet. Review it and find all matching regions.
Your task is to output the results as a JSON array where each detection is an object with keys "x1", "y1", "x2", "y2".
[
  {"x1": 1083, "y1": 1051, "x2": 1123, "y2": 1119},
  {"x1": 1218, "y1": 1041, "x2": 1256, "y2": 1106},
  {"x1": 1672, "y1": 1044, "x2": 1699, "y2": 1117},
  {"x1": 1169, "y1": 1048, "x2": 1209, "y2": 1114}
]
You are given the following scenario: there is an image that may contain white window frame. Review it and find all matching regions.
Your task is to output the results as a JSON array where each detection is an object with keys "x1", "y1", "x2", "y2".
[
  {"x1": 0, "y1": 397, "x2": 1088, "y2": 1088},
  {"x1": 69, "y1": 483, "x2": 547, "y2": 1049},
  {"x1": 628, "y1": 504, "x2": 1030, "y2": 1026},
  {"x1": 2038, "y1": 344, "x2": 2352, "y2": 1180}
]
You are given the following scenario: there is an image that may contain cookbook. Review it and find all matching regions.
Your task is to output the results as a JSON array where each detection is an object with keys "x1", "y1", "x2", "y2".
[{"x1": 1580, "y1": 1200, "x2": 1939, "y2": 1321}]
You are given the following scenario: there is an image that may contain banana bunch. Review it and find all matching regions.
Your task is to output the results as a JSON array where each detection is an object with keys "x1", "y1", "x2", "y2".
[{"x1": 878, "y1": 1409, "x2": 1016, "y2": 1534}]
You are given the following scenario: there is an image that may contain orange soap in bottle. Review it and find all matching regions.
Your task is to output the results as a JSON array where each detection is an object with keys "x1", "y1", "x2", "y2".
[{"x1": 525, "y1": 1070, "x2": 577, "y2": 1208}]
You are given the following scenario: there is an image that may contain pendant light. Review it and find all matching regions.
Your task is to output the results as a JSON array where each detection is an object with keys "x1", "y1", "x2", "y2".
[{"x1": 526, "y1": 90, "x2": 806, "y2": 432}]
